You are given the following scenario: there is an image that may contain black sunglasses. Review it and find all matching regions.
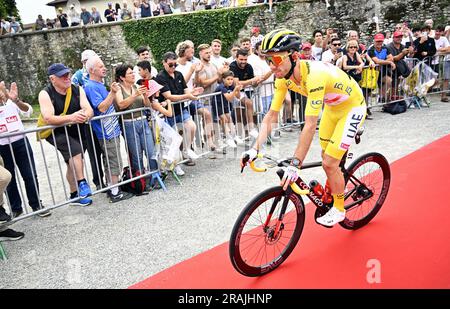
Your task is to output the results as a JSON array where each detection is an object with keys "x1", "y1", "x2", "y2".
[
  {"x1": 167, "y1": 63, "x2": 178, "y2": 68},
  {"x1": 332, "y1": 43, "x2": 342, "y2": 46}
]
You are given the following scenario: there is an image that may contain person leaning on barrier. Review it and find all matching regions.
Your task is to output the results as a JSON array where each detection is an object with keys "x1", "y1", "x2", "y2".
[
  {"x1": 433, "y1": 26, "x2": 450, "y2": 102},
  {"x1": 84, "y1": 57, "x2": 134, "y2": 203},
  {"x1": 0, "y1": 81, "x2": 51, "y2": 218},
  {"x1": 368, "y1": 33, "x2": 396, "y2": 103},
  {"x1": 229, "y1": 48, "x2": 260, "y2": 139},
  {"x1": 38, "y1": 63, "x2": 94, "y2": 206},
  {"x1": 114, "y1": 64, "x2": 162, "y2": 190},
  {"x1": 0, "y1": 157, "x2": 25, "y2": 241},
  {"x1": 413, "y1": 25, "x2": 436, "y2": 64},
  {"x1": 387, "y1": 31, "x2": 414, "y2": 99},
  {"x1": 73, "y1": 50, "x2": 107, "y2": 191},
  {"x1": 154, "y1": 52, "x2": 204, "y2": 166}
]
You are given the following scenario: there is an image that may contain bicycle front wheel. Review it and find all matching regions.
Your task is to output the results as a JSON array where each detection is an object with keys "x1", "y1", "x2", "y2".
[
  {"x1": 340, "y1": 152, "x2": 391, "y2": 230},
  {"x1": 229, "y1": 186, "x2": 305, "y2": 277}
]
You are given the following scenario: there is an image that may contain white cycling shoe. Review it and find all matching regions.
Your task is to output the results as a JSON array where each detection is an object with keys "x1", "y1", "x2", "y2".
[{"x1": 316, "y1": 207, "x2": 346, "y2": 227}]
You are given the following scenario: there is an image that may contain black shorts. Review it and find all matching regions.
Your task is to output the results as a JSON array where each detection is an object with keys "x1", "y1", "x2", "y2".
[
  {"x1": 213, "y1": 97, "x2": 232, "y2": 117},
  {"x1": 46, "y1": 126, "x2": 87, "y2": 163}
]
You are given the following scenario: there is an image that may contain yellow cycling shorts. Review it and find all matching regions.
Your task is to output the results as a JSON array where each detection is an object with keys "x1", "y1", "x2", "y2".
[{"x1": 319, "y1": 99, "x2": 367, "y2": 160}]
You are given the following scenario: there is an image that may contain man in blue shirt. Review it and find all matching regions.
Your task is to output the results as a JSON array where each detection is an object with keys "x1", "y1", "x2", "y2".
[
  {"x1": 84, "y1": 56, "x2": 133, "y2": 203},
  {"x1": 368, "y1": 33, "x2": 396, "y2": 102}
]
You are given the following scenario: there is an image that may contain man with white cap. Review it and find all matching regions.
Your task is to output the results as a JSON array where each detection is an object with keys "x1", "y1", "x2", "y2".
[
  {"x1": 72, "y1": 50, "x2": 99, "y2": 87},
  {"x1": 68, "y1": 4, "x2": 81, "y2": 27}
]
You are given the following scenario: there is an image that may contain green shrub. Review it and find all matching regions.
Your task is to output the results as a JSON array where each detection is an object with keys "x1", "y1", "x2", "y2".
[{"x1": 121, "y1": 6, "x2": 259, "y2": 69}]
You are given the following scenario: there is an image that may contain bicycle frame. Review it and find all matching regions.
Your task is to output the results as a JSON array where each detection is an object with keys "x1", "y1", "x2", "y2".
[{"x1": 263, "y1": 152, "x2": 374, "y2": 213}]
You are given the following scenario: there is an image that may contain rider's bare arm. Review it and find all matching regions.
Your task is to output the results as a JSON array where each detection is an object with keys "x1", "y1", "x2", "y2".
[{"x1": 254, "y1": 109, "x2": 279, "y2": 151}]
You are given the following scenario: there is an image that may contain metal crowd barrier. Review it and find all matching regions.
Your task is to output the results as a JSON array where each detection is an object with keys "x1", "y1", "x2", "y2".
[{"x1": 361, "y1": 54, "x2": 449, "y2": 109}]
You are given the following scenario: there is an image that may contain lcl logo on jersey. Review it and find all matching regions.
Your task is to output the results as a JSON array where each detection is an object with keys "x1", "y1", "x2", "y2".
[{"x1": 310, "y1": 100, "x2": 323, "y2": 109}]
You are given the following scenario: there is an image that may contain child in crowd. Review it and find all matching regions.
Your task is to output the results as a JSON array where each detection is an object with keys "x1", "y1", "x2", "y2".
[{"x1": 213, "y1": 71, "x2": 244, "y2": 148}]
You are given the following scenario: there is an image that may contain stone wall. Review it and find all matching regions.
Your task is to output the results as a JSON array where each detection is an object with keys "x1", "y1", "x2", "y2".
[
  {"x1": 0, "y1": 22, "x2": 137, "y2": 103},
  {"x1": 243, "y1": 0, "x2": 450, "y2": 46},
  {"x1": 0, "y1": 0, "x2": 448, "y2": 103}
]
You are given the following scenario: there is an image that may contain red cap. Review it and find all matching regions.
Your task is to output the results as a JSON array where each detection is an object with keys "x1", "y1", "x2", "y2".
[
  {"x1": 252, "y1": 27, "x2": 260, "y2": 34},
  {"x1": 393, "y1": 31, "x2": 403, "y2": 37},
  {"x1": 374, "y1": 33, "x2": 385, "y2": 41},
  {"x1": 302, "y1": 42, "x2": 312, "y2": 50}
]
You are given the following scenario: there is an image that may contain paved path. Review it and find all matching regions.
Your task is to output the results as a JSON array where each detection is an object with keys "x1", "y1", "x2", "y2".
[{"x1": 1, "y1": 95, "x2": 449, "y2": 288}]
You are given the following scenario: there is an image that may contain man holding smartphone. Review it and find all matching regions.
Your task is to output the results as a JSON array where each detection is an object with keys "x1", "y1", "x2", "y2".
[
  {"x1": 322, "y1": 38, "x2": 343, "y2": 65},
  {"x1": 413, "y1": 25, "x2": 436, "y2": 64}
]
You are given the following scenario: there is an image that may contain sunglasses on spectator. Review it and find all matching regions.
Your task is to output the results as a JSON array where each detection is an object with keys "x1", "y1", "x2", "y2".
[
  {"x1": 332, "y1": 43, "x2": 341, "y2": 46},
  {"x1": 167, "y1": 63, "x2": 178, "y2": 68},
  {"x1": 265, "y1": 53, "x2": 292, "y2": 66},
  {"x1": 348, "y1": 46, "x2": 358, "y2": 49}
]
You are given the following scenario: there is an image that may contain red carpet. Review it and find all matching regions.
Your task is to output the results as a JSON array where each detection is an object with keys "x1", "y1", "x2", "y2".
[{"x1": 131, "y1": 135, "x2": 450, "y2": 289}]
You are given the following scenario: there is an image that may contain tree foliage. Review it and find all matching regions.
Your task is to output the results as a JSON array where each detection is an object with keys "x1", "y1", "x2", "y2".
[
  {"x1": 121, "y1": 6, "x2": 259, "y2": 69},
  {"x1": 0, "y1": 0, "x2": 19, "y2": 19}
]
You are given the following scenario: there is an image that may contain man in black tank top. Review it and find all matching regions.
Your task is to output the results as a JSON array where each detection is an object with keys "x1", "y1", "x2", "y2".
[{"x1": 38, "y1": 63, "x2": 95, "y2": 206}]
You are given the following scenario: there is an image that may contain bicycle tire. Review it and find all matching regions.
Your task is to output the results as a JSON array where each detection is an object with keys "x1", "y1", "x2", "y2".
[
  {"x1": 340, "y1": 152, "x2": 391, "y2": 230},
  {"x1": 229, "y1": 186, "x2": 305, "y2": 277}
]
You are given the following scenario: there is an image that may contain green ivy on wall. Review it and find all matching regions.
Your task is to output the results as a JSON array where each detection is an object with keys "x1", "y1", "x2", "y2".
[
  {"x1": 275, "y1": 0, "x2": 294, "y2": 23},
  {"x1": 121, "y1": 6, "x2": 259, "y2": 69}
]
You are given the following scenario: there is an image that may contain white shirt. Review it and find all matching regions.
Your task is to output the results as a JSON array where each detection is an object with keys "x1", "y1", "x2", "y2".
[
  {"x1": 311, "y1": 45, "x2": 323, "y2": 61},
  {"x1": 321, "y1": 49, "x2": 336, "y2": 63},
  {"x1": 250, "y1": 56, "x2": 274, "y2": 98},
  {"x1": 68, "y1": 9, "x2": 81, "y2": 24},
  {"x1": 0, "y1": 100, "x2": 32, "y2": 145},
  {"x1": 210, "y1": 54, "x2": 226, "y2": 68},
  {"x1": 434, "y1": 36, "x2": 450, "y2": 63},
  {"x1": 247, "y1": 54, "x2": 260, "y2": 69},
  {"x1": 176, "y1": 61, "x2": 195, "y2": 89}
]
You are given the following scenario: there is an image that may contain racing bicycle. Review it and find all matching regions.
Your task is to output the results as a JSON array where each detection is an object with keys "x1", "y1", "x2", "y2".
[{"x1": 229, "y1": 130, "x2": 391, "y2": 277}]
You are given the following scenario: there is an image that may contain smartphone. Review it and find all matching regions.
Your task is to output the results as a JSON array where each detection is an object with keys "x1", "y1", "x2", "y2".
[
  {"x1": 337, "y1": 48, "x2": 343, "y2": 53},
  {"x1": 405, "y1": 42, "x2": 411, "y2": 48},
  {"x1": 143, "y1": 79, "x2": 150, "y2": 90}
]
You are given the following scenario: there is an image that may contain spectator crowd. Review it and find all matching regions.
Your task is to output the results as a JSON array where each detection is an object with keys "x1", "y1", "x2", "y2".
[{"x1": 0, "y1": 16, "x2": 449, "y2": 240}]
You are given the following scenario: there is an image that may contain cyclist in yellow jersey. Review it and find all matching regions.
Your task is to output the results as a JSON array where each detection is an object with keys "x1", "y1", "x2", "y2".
[{"x1": 241, "y1": 29, "x2": 367, "y2": 226}]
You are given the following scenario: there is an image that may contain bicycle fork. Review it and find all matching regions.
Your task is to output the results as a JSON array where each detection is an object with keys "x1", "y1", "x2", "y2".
[{"x1": 263, "y1": 189, "x2": 292, "y2": 241}]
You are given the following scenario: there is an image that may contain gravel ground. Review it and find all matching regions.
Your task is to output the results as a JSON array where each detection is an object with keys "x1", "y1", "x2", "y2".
[{"x1": 0, "y1": 95, "x2": 449, "y2": 289}]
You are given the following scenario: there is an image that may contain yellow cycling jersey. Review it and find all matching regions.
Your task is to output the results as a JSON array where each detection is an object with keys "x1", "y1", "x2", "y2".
[{"x1": 270, "y1": 61, "x2": 365, "y2": 116}]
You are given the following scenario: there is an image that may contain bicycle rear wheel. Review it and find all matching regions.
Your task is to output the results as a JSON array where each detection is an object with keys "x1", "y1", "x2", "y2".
[
  {"x1": 340, "y1": 152, "x2": 391, "y2": 230},
  {"x1": 229, "y1": 186, "x2": 305, "y2": 277}
]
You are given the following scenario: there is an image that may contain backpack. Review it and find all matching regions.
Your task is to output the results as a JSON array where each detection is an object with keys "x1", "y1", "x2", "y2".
[
  {"x1": 120, "y1": 166, "x2": 147, "y2": 195},
  {"x1": 382, "y1": 100, "x2": 407, "y2": 115}
]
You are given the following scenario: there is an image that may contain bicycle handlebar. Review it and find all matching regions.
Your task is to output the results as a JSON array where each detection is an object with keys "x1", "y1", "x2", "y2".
[{"x1": 244, "y1": 154, "x2": 309, "y2": 196}]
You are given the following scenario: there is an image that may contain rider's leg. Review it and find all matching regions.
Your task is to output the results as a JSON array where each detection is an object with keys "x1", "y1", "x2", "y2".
[
  {"x1": 322, "y1": 154, "x2": 345, "y2": 212},
  {"x1": 317, "y1": 104, "x2": 366, "y2": 226}
]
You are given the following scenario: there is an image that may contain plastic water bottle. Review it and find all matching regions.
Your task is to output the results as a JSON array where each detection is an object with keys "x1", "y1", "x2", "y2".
[{"x1": 309, "y1": 180, "x2": 325, "y2": 198}]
